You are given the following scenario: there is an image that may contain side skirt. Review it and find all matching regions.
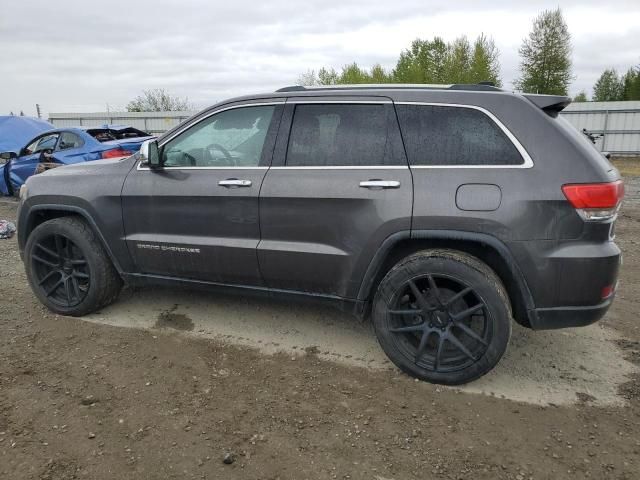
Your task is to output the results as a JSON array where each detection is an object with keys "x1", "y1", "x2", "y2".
[{"x1": 122, "y1": 272, "x2": 367, "y2": 318}]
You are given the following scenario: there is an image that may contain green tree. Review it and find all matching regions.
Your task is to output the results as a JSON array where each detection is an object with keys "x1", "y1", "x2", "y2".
[
  {"x1": 126, "y1": 89, "x2": 193, "y2": 112},
  {"x1": 443, "y1": 37, "x2": 472, "y2": 84},
  {"x1": 573, "y1": 91, "x2": 588, "y2": 102},
  {"x1": 369, "y1": 64, "x2": 391, "y2": 83},
  {"x1": 515, "y1": 8, "x2": 573, "y2": 95},
  {"x1": 622, "y1": 66, "x2": 640, "y2": 100},
  {"x1": 306, "y1": 34, "x2": 502, "y2": 88},
  {"x1": 592, "y1": 69, "x2": 624, "y2": 101},
  {"x1": 393, "y1": 39, "x2": 433, "y2": 83},
  {"x1": 318, "y1": 67, "x2": 339, "y2": 85},
  {"x1": 469, "y1": 34, "x2": 502, "y2": 86},
  {"x1": 337, "y1": 63, "x2": 370, "y2": 84}
]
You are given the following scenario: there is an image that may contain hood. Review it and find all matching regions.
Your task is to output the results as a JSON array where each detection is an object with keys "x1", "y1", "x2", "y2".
[
  {"x1": 38, "y1": 156, "x2": 133, "y2": 178},
  {"x1": 0, "y1": 116, "x2": 54, "y2": 153}
]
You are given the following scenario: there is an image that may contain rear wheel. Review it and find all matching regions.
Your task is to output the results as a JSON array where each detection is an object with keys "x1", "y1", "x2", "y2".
[
  {"x1": 25, "y1": 217, "x2": 122, "y2": 316},
  {"x1": 372, "y1": 249, "x2": 511, "y2": 385}
]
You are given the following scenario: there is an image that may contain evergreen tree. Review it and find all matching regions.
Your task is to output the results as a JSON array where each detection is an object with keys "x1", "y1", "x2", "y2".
[
  {"x1": 515, "y1": 8, "x2": 573, "y2": 95},
  {"x1": 592, "y1": 69, "x2": 624, "y2": 101},
  {"x1": 621, "y1": 66, "x2": 640, "y2": 100},
  {"x1": 573, "y1": 91, "x2": 588, "y2": 102}
]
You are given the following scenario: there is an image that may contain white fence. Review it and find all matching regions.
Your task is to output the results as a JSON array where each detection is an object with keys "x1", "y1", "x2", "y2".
[
  {"x1": 48, "y1": 111, "x2": 195, "y2": 136},
  {"x1": 562, "y1": 101, "x2": 640, "y2": 155},
  {"x1": 49, "y1": 100, "x2": 640, "y2": 155}
]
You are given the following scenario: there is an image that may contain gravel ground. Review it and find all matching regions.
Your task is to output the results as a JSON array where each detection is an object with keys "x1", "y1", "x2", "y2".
[{"x1": 1, "y1": 181, "x2": 640, "y2": 479}]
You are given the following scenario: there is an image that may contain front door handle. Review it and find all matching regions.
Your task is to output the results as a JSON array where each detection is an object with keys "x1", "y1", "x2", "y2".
[
  {"x1": 219, "y1": 179, "x2": 252, "y2": 188},
  {"x1": 359, "y1": 180, "x2": 401, "y2": 189}
]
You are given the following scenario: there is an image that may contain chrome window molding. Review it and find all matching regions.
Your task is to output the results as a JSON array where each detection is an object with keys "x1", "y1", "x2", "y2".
[
  {"x1": 395, "y1": 101, "x2": 534, "y2": 169},
  {"x1": 137, "y1": 164, "x2": 268, "y2": 171},
  {"x1": 270, "y1": 165, "x2": 408, "y2": 170}
]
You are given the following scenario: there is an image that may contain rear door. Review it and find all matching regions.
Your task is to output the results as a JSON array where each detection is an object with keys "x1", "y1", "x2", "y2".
[{"x1": 258, "y1": 97, "x2": 413, "y2": 298}]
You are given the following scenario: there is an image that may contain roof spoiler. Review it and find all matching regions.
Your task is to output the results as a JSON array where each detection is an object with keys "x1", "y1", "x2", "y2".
[{"x1": 523, "y1": 94, "x2": 571, "y2": 117}]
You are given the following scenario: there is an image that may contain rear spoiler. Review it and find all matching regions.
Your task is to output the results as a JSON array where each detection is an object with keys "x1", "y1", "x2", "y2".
[{"x1": 523, "y1": 94, "x2": 571, "y2": 117}]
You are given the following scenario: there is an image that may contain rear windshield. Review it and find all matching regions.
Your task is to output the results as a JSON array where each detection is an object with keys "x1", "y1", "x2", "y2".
[{"x1": 87, "y1": 127, "x2": 150, "y2": 142}]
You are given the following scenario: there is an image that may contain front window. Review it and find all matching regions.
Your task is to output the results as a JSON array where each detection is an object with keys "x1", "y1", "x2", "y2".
[
  {"x1": 161, "y1": 105, "x2": 275, "y2": 167},
  {"x1": 24, "y1": 133, "x2": 60, "y2": 155}
]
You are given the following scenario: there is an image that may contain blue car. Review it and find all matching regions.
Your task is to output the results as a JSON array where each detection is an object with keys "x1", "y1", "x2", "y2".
[{"x1": 0, "y1": 124, "x2": 154, "y2": 196}]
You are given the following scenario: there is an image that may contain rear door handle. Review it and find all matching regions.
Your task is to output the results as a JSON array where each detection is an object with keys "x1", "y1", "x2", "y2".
[
  {"x1": 359, "y1": 180, "x2": 400, "y2": 189},
  {"x1": 218, "y1": 179, "x2": 252, "y2": 187}
]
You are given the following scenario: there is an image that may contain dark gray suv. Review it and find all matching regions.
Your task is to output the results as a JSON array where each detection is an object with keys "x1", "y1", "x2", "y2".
[{"x1": 17, "y1": 84, "x2": 623, "y2": 384}]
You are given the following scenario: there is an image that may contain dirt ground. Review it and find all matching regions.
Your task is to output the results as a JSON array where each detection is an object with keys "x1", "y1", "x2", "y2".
[{"x1": 1, "y1": 172, "x2": 640, "y2": 479}]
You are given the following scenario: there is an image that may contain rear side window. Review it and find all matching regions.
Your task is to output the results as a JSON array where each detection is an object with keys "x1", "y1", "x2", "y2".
[
  {"x1": 286, "y1": 104, "x2": 405, "y2": 167},
  {"x1": 397, "y1": 105, "x2": 524, "y2": 166},
  {"x1": 57, "y1": 132, "x2": 83, "y2": 150}
]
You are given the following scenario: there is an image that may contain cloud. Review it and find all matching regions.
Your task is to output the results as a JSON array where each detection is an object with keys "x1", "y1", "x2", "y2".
[{"x1": 0, "y1": 0, "x2": 638, "y2": 116}]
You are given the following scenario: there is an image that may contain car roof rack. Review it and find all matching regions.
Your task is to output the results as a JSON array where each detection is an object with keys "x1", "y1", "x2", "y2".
[{"x1": 275, "y1": 83, "x2": 502, "y2": 93}]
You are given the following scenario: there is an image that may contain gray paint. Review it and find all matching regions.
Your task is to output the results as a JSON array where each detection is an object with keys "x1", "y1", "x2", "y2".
[{"x1": 20, "y1": 86, "x2": 622, "y2": 330}]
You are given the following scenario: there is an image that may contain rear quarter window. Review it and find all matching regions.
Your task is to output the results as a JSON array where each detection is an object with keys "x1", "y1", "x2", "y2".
[{"x1": 397, "y1": 104, "x2": 524, "y2": 166}]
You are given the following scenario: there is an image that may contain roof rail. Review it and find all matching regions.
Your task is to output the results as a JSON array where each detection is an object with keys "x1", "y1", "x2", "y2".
[{"x1": 275, "y1": 83, "x2": 502, "y2": 93}]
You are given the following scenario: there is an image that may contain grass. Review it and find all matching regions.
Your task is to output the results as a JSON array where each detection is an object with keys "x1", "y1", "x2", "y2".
[{"x1": 611, "y1": 157, "x2": 640, "y2": 176}]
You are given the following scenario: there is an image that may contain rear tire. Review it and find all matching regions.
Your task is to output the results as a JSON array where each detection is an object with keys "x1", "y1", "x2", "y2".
[
  {"x1": 372, "y1": 249, "x2": 511, "y2": 385},
  {"x1": 24, "y1": 217, "x2": 122, "y2": 316}
]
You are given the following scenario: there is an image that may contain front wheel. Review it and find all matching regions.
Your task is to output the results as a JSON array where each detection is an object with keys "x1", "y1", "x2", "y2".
[
  {"x1": 24, "y1": 217, "x2": 122, "y2": 316},
  {"x1": 372, "y1": 249, "x2": 512, "y2": 385}
]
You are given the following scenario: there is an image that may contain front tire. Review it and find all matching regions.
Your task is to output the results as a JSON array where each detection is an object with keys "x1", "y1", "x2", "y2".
[
  {"x1": 372, "y1": 249, "x2": 512, "y2": 385},
  {"x1": 24, "y1": 217, "x2": 122, "y2": 316}
]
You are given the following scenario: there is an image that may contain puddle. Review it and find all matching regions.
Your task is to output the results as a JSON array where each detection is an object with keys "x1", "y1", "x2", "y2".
[{"x1": 154, "y1": 304, "x2": 195, "y2": 331}]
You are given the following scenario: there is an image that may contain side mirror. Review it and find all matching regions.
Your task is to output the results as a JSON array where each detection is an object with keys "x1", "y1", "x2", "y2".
[
  {"x1": 138, "y1": 140, "x2": 161, "y2": 168},
  {"x1": 0, "y1": 151, "x2": 18, "y2": 163}
]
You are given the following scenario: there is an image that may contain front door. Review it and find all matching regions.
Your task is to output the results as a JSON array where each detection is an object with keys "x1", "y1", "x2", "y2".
[
  {"x1": 258, "y1": 98, "x2": 413, "y2": 298},
  {"x1": 122, "y1": 102, "x2": 283, "y2": 285}
]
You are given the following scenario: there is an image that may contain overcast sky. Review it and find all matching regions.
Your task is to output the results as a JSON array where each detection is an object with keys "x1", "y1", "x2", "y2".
[{"x1": 1, "y1": 0, "x2": 639, "y2": 117}]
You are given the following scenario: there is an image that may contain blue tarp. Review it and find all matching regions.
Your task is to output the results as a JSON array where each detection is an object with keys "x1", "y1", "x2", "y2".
[{"x1": 0, "y1": 116, "x2": 54, "y2": 154}]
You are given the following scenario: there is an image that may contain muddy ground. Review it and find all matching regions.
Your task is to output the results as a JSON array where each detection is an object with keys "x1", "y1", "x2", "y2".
[{"x1": 1, "y1": 175, "x2": 640, "y2": 479}]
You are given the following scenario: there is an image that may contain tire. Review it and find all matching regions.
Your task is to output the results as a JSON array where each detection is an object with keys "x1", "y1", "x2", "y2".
[
  {"x1": 372, "y1": 249, "x2": 512, "y2": 385},
  {"x1": 24, "y1": 216, "x2": 122, "y2": 316}
]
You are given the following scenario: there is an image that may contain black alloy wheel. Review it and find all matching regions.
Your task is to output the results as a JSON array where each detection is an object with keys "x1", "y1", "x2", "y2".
[
  {"x1": 386, "y1": 274, "x2": 491, "y2": 373},
  {"x1": 30, "y1": 233, "x2": 90, "y2": 308},
  {"x1": 372, "y1": 250, "x2": 511, "y2": 385}
]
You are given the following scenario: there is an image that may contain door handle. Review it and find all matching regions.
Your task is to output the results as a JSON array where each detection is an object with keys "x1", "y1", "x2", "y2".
[
  {"x1": 359, "y1": 180, "x2": 400, "y2": 189},
  {"x1": 218, "y1": 179, "x2": 252, "y2": 187}
]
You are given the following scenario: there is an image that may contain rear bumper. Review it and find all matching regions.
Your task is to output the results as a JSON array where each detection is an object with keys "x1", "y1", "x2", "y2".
[{"x1": 528, "y1": 296, "x2": 614, "y2": 330}]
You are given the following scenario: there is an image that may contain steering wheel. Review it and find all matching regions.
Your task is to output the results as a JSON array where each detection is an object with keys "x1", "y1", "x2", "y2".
[
  {"x1": 206, "y1": 143, "x2": 236, "y2": 167},
  {"x1": 38, "y1": 149, "x2": 54, "y2": 163},
  {"x1": 183, "y1": 151, "x2": 197, "y2": 166}
]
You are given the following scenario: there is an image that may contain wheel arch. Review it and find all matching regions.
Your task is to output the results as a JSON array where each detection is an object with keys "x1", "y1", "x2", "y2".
[
  {"x1": 20, "y1": 204, "x2": 124, "y2": 275},
  {"x1": 357, "y1": 230, "x2": 536, "y2": 328}
]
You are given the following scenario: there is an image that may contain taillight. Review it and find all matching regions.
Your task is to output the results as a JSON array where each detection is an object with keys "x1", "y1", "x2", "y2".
[
  {"x1": 101, "y1": 148, "x2": 130, "y2": 159},
  {"x1": 562, "y1": 180, "x2": 624, "y2": 221}
]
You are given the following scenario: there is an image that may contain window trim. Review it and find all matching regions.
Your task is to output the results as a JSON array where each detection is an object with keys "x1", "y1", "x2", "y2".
[
  {"x1": 395, "y1": 102, "x2": 534, "y2": 169},
  {"x1": 279, "y1": 100, "x2": 409, "y2": 170},
  {"x1": 138, "y1": 101, "x2": 285, "y2": 171}
]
